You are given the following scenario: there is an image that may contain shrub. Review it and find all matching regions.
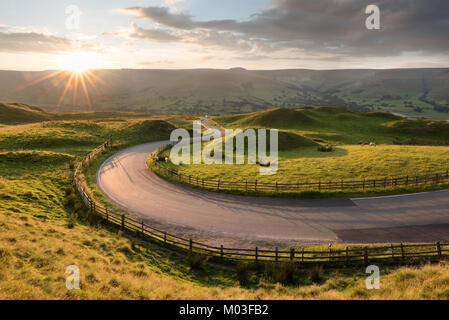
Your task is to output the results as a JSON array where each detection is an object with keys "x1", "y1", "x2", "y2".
[
  {"x1": 317, "y1": 145, "x2": 333, "y2": 152},
  {"x1": 264, "y1": 262, "x2": 296, "y2": 285},
  {"x1": 187, "y1": 254, "x2": 207, "y2": 271},
  {"x1": 67, "y1": 219, "x2": 75, "y2": 229},
  {"x1": 236, "y1": 262, "x2": 250, "y2": 287},
  {"x1": 309, "y1": 265, "x2": 324, "y2": 284},
  {"x1": 65, "y1": 187, "x2": 73, "y2": 196},
  {"x1": 276, "y1": 262, "x2": 296, "y2": 285},
  {"x1": 66, "y1": 194, "x2": 77, "y2": 208}
]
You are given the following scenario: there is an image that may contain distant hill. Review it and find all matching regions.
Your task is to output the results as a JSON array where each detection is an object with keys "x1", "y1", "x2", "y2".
[{"x1": 0, "y1": 68, "x2": 448, "y2": 119}]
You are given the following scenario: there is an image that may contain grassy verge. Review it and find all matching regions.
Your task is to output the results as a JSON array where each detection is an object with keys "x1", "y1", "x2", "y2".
[
  {"x1": 148, "y1": 156, "x2": 449, "y2": 199},
  {"x1": 148, "y1": 107, "x2": 449, "y2": 198},
  {"x1": 4, "y1": 115, "x2": 449, "y2": 299}
]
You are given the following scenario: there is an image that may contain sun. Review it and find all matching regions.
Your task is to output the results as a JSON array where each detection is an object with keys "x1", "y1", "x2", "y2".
[{"x1": 61, "y1": 51, "x2": 96, "y2": 73}]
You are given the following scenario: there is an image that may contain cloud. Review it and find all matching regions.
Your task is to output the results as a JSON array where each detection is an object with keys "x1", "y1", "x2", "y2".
[
  {"x1": 0, "y1": 31, "x2": 74, "y2": 53},
  {"x1": 130, "y1": 22, "x2": 181, "y2": 42},
  {"x1": 122, "y1": 0, "x2": 449, "y2": 58},
  {"x1": 127, "y1": 23, "x2": 258, "y2": 52},
  {"x1": 0, "y1": 25, "x2": 98, "y2": 54},
  {"x1": 124, "y1": 6, "x2": 195, "y2": 29}
]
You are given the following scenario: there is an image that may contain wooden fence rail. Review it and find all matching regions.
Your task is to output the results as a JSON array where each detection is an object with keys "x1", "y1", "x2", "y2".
[
  {"x1": 74, "y1": 142, "x2": 449, "y2": 266},
  {"x1": 152, "y1": 144, "x2": 449, "y2": 193}
]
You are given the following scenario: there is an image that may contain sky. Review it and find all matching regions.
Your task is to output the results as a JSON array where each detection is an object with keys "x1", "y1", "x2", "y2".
[{"x1": 0, "y1": 0, "x2": 448, "y2": 71}]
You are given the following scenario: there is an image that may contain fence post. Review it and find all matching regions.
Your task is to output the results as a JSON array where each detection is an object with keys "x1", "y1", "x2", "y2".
[
  {"x1": 301, "y1": 248, "x2": 304, "y2": 262},
  {"x1": 290, "y1": 248, "x2": 295, "y2": 261},
  {"x1": 245, "y1": 180, "x2": 248, "y2": 192},
  {"x1": 276, "y1": 181, "x2": 278, "y2": 192},
  {"x1": 363, "y1": 247, "x2": 368, "y2": 265},
  {"x1": 406, "y1": 175, "x2": 409, "y2": 186},
  {"x1": 141, "y1": 221, "x2": 144, "y2": 235},
  {"x1": 217, "y1": 179, "x2": 220, "y2": 191},
  {"x1": 220, "y1": 245, "x2": 224, "y2": 259},
  {"x1": 275, "y1": 247, "x2": 278, "y2": 262},
  {"x1": 363, "y1": 179, "x2": 366, "y2": 190},
  {"x1": 189, "y1": 238, "x2": 193, "y2": 253},
  {"x1": 255, "y1": 180, "x2": 258, "y2": 191},
  {"x1": 189, "y1": 175, "x2": 191, "y2": 184},
  {"x1": 391, "y1": 244, "x2": 394, "y2": 258},
  {"x1": 105, "y1": 208, "x2": 109, "y2": 221},
  {"x1": 121, "y1": 215, "x2": 125, "y2": 231},
  {"x1": 400, "y1": 243, "x2": 405, "y2": 260},
  {"x1": 345, "y1": 247, "x2": 349, "y2": 265},
  {"x1": 164, "y1": 232, "x2": 167, "y2": 245},
  {"x1": 437, "y1": 241, "x2": 442, "y2": 259},
  {"x1": 255, "y1": 247, "x2": 258, "y2": 262}
]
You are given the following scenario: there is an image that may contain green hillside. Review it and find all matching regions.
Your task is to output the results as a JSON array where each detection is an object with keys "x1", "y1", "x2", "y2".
[
  {"x1": 0, "y1": 102, "x2": 52, "y2": 124},
  {"x1": 158, "y1": 107, "x2": 449, "y2": 187},
  {"x1": 1, "y1": 68, "x2": 448, "y2": 119},
  {"x1": 3, "y1": 109, "x2": 449, "y2": 299},
  {"x1": 0, "y1": 101, "x2": 150, "y2": 125},
  {"x1": 215, "y1": 107, "x2": 449, "y2": 145}
]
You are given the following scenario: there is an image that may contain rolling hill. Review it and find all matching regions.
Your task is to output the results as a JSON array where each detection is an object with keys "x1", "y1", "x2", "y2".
[
  {"x1": 0, "y1": 101, "x2": 148, "y2": 125},
  {"x1": 0, "y1": 68, "x2": 448, "y2": 119}
]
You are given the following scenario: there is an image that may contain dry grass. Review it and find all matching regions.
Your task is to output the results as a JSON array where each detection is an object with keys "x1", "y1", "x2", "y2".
[
  {"x1": 3, "y1": 209, "x2": 449, "y2": 300},
  {"x1": 2, "y1": 115, "x2": 449, "y2": 300}
]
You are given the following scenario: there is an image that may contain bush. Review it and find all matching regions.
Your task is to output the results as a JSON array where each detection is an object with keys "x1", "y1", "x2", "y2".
[
  {"x1": 87, "y1": 209, "x2": 101, "y2": 226},
  {"x1": 264, "y1": 262, "x2": 296, "y2": 285},
  {"x1": 187, "y1": 254, "x2": 207, "y2": 271},
  {"x1": 309, "y1": 265, "x2": 324, "y2": 284},
  {"x1": 276, "y1": 262, "x2": 296, "y2": 285},
  {"x1": 66, "y1": 194, "x2": 77, "y2": 208},
  {"x1": 317, "y1": 145, "x2": 333, "y2": 152},
  {"x1": 67, "y1": 219, "x2": 75, "y2": 229},
  {"x1": 65, "y1": 186, "x2": 73, "y2": 196},
  {"x1": 236, "y1": 262, "x2": 250, "y2": 286}
]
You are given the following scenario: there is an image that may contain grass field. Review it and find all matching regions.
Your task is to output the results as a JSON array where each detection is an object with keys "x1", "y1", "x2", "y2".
[
  {"x1": 158, "y1": 107, "x2": 449, "y2": 187},
  {"x1": 4, "y1": 104, "x2": 449, "y2": 299}
]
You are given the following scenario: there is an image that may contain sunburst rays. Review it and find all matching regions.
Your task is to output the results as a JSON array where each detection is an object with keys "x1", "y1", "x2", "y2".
[{"x1": 13, "y1": 68, "x2": 104, "y2": 110}]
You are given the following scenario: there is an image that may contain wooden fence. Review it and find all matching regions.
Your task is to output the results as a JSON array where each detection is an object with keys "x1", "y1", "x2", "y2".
[
  {"x1": 153, "y1": 144, "x2": 449, "y2": 193},
  {"x1": 75, "y1": 142, "x2": 449, "y2": 266}
]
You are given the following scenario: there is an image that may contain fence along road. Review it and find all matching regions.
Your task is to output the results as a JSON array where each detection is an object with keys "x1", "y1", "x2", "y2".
[{"x1": 96, "y1": 139, "x2": 449, "y2": 245}]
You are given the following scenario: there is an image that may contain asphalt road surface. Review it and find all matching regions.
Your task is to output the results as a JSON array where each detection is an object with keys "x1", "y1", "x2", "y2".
[{"x1": 96, "y1": 141, "x2": 449, "y2": 245}]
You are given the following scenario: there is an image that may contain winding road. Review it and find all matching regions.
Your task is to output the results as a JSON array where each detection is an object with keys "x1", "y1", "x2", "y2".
[{"x1": 96, "y1": 138, "x2": 449, "y2": 245}]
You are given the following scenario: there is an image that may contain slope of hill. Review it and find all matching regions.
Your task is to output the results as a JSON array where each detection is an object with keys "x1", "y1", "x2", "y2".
[
  {"x1": 0, "y1": 68, "x2": 448, "y2": 119},
  {"x1": 0, "y1": 102, "x2": 52, "y2": 124},
  {"x1": 214, "y1": 107, "x2": 449, "y2": 145},
  {"x1": 0, "y1": 101, "x2": 149, "y2": 125}
]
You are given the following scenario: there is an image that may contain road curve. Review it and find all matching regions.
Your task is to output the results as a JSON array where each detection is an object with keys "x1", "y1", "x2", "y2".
[{"x1": 96, "y1": 141, "x2": 449, "y2": 245}]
